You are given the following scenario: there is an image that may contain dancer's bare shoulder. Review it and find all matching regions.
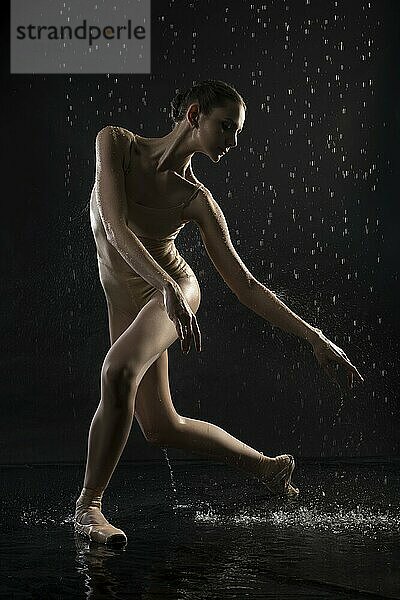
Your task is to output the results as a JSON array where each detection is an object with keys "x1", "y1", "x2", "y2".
[
  {"x1": 181, "y1": 184, "x2": 253, "y2": 292},
  {"x1": 181, "y1": 181, "x2": 216, "y2": 224},
  {"x1": 95, "y1": 125, "x2": 134, "y2": 170},
  {"x1": 96, "y1": 124, "x2": 134, "y2": 143},
  {"x1": 175, "y1": 166, "x2": 210, "y2": 220}
]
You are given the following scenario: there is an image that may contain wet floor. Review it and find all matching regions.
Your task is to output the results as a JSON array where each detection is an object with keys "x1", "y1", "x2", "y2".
[{"x1": 0, "y1": 459, "x2": 399, "y2": 599}]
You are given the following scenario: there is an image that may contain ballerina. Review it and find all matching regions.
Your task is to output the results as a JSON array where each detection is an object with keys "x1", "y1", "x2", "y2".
[{"x1": 75, "y1": 79, "x2": 363, "y2": 545}]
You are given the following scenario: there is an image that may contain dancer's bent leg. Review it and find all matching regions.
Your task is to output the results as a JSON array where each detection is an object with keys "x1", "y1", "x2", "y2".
[
  {"x1": 134, "y1": 340, "x2": 299, "y2": 496},
  {"x1": 75, "y1": 277, "x2": 201, "y2": 543}
]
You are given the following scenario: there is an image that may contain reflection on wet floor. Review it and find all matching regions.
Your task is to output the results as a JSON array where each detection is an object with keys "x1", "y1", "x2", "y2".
[{"x1": 1, "y1": 459, "x2": 399, "y2": 599}]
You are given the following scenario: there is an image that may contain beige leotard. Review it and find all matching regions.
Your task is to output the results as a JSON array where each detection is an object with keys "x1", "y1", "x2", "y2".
[{"x1": 90, "y1": 133, "x2": 204, "y2": 317}]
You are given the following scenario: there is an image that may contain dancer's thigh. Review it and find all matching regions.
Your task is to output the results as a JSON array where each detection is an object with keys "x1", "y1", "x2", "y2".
[
  {"x1": 106, "y1": 300, "x2": 181, "y2": 439},
  {"x1": 107, "y1": 300, "x2": 190, "y2": 439},
  {"x1": 103, "y1": 274, "x2": 200, "y2": 387},
  {"x1": 134, "y1": 349, "x2": 184, "y2": 443}
]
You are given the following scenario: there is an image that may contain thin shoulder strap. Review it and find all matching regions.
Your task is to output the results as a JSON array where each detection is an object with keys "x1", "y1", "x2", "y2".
[{"x1": 183, "y1": 182, "x2": 204, "y2": 208}]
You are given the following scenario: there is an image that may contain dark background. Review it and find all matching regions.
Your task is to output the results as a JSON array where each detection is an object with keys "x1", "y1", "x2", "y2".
[{"x1": 1, "y1": 0, "x2": 399, "y2": 464}]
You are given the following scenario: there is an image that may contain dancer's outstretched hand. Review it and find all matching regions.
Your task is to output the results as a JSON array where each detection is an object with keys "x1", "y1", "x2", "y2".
[
  {"x1": 163, "y1": 281, "x2": 201, "y2": 354},
  {"x1": 311, "y1": 330, "x2": 364, "y2": 392}
]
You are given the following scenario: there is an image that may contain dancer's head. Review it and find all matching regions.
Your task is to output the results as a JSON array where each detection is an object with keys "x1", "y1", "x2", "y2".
[{"x1": 170, "y1": 79, "x2": 246, "y2": 162}]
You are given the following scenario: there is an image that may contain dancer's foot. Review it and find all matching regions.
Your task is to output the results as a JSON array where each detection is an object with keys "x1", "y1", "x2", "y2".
[
  {"x1": 74, "y1": 488, "x2": 127, "y2": 545},
  {"x1": 259, "y1": 454, "x2": 299, "y2": 498}
]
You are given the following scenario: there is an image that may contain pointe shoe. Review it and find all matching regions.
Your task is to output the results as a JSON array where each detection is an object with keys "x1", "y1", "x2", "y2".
[
  {"x1": 261, "y1": 454, "x2": 299, "y2": 498},
  {"x1": 74, "y1": 489, "x2": 127, "y2": 545}
]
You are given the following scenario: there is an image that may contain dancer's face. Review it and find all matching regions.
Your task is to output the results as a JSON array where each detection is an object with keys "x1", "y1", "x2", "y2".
[{"x1": 189, "y1": 100, "x2": 245, "y2": 162}]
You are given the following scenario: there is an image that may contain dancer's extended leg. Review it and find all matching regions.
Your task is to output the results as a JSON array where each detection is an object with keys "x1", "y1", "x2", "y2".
[{"x1": 134, "y1": 348, "x2": 298, "y2": 488}]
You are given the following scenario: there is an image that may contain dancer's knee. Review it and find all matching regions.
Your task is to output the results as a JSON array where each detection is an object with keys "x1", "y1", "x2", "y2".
[
  {"x1": 180, "y1": 276, "x2": 201, "y2": 314},
  {"x1": 101, "y1": 357, "x2": 139, "y2": 409}
]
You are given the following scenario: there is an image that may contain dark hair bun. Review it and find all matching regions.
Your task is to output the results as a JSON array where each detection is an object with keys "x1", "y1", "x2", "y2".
[
  {"x1": 169, "y1": 80, "x2": 245, "y2": 125},
  {"x1": 170, "y1": 90, "x2": 187, "y2": 122}
]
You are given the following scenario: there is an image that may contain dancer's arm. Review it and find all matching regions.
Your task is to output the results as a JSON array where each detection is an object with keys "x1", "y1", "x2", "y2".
[
  {"x1": 95, "y1": 126, "x2": 176, "y2": 292},
  {"x1": 95, "y1": 126, "x2": 201, "y2": 352},
  {"x1": 190, "y1": 188, "x2": 319, "y2": 340},
  {"x1": 189, "y1": 188, "x2": 363, "y2": 386}
]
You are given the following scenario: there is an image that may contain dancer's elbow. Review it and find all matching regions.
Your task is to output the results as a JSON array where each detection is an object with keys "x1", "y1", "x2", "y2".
[{"x1": 105, "y1": 221, "x2": 127, "y2": 247}]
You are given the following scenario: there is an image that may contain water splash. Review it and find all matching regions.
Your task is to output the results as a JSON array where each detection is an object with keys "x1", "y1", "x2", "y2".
[
  {"x1": 194, "y1": 501, "x2": 399, "y2": 537},
  {"x1": 20, "y1": 506, "x2": 57, "y2": 526},
  {"x1": 269, "y1": 504, "x2": 399, "y2": 535}
]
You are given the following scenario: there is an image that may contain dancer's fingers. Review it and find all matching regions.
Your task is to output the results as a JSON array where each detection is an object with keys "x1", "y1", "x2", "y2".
[
  {"x1": 176, "y1": 318, "x2": 184, "y2": 342},
  {"x1": 180, "y1": 321, "x2": 191, "y2": 354},
  {"x1": 351, "y1": 363, "x2": 364, "y2": 382},
  {"x1": 192, "y1": 314, "x2": 202, "y2": 352},
  {"x1": 339, "y1": 355, "x2": 364, "y2": 383}
]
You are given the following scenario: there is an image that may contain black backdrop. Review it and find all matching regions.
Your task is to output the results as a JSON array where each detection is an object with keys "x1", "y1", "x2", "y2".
[{"x1": 1, "y1": 0, "x2": 399, "y2": 464}]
